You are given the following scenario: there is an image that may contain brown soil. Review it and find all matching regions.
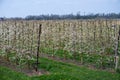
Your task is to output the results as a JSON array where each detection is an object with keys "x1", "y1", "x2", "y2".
[
  {"x1": 0, "y1": 57, "x2": 49, "y2": 77},
  {"x1": 39, "y1": 53, "x2": 115, "y2": 73},
  {"x1": 0, "y1": 53, "x2": 115, "y2": 76}
]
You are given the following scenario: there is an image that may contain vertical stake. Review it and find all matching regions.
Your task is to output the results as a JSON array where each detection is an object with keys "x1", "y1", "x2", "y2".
[
  {"x1": 115, "y1": 25, "x2": 120, "y2": 70},
  {"x1": 36, "y1": 24, "x2": 42, "y2": 72}
]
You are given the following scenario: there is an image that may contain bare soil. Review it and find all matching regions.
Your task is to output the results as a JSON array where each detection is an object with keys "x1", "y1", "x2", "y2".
[
  {"x1": 0, "y1": 53, "x2": 115, "y2": 76},
  {"x1": 39, "y1": 53, "x2": 115, "y2": 73},
  {"x1": 0, "y1": 57, "x2": 49, "y2": 77}
]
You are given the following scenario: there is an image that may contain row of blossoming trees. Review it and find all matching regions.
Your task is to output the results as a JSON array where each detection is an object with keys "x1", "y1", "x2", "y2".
[
  {"x1": 0, "y1": 19, "x2": 120, "y2": 71},
  {"x1": 41, "y1": 19, "x2": 120, "y2": 70},
  {"x1": 0, "y1": 20, "x2": 41, "y2": 70}
]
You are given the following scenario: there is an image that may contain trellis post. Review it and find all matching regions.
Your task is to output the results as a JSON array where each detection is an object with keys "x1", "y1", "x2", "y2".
[
  {"x1": 35, "y1": 24, "x2": 42, "y2": 71},
  {"x1": 115, "y1": 25, "x2": 120, "y2": 70}
]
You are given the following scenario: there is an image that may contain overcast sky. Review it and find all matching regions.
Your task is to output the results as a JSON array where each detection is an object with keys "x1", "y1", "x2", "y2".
[{"x1": 0, "y1": 0, "x2": 120, "y2": 18}]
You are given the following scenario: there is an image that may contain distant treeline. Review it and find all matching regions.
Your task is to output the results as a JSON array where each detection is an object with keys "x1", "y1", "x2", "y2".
[{"x1": 1, "y1": 13, "x2": 120, "y2": 20}]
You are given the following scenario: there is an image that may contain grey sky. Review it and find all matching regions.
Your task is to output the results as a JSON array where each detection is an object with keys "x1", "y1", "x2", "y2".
[{"x1": 0, "y1": 0, "x2": 120, "y2": 18}]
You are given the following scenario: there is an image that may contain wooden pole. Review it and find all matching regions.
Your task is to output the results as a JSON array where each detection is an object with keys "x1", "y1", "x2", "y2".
[
  {"x1": 115, "y1": 25, "x2": 120, "y2": 70},
  {"x1": 35, "y1": 24, "x2": 42, "y2": 71}
]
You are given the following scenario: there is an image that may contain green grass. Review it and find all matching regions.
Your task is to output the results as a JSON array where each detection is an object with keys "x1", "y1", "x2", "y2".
[
  {"x1": 40, "y1": 48, "x2": 117, "y2": 69},
  {"x1": 0, "y1": 57, "x2": 120, "y2": 80},
  {"x1": 0, "y1": 66, "x2": 30, "y2": 80}
]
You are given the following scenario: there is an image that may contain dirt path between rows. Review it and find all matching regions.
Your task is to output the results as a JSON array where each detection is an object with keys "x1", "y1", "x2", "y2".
[
  {"x1": 39, "y1": 53, "x2": 115, "y2": 73},
  {"x1": 0, "y1": 53, "x2": 115, "y2": 76},
  {"x1": 0, "y1": 57, "x2": 49, "y2": 76}
]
